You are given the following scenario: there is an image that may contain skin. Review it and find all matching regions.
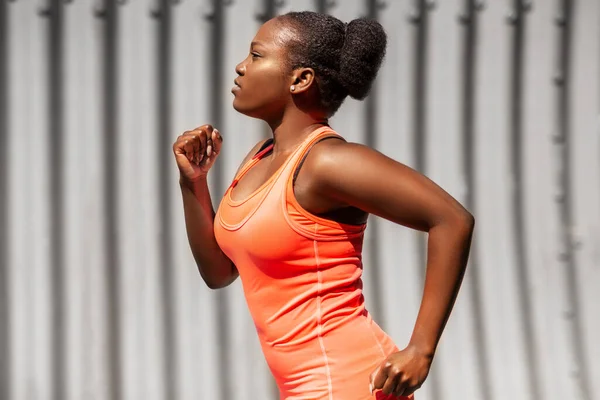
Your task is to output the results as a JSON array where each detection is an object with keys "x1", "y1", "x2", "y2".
[{"x1": 174, "y1": 17, "x2": 474, "y2": 398}]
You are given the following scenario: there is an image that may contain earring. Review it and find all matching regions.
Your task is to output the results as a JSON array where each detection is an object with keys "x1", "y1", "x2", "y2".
[{"x1": 290, "y1": 85, "x2": 295, "y2": 92}]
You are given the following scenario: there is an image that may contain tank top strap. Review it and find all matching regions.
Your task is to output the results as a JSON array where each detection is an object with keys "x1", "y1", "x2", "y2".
[
  {"x1": 282, "y1": 126, "x2": 344, "y2": 179},
  {"x1": 279, "y1": 127, "x2": 366, "y2": 239}
]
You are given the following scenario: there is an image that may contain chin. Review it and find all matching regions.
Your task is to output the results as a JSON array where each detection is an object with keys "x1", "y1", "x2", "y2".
[{"x1": 232, "y1": 99, "x2": 262, "y2": 119}]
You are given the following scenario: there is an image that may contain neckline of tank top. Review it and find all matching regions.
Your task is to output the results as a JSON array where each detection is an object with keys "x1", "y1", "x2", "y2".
[{"x1": 227, "y1": 126, "x2": 335, "y2": 205}]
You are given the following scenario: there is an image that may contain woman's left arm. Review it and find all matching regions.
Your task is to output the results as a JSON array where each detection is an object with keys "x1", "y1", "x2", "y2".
[{"x1": 310, "y1": 141, "x2": 475, "y2": 398}]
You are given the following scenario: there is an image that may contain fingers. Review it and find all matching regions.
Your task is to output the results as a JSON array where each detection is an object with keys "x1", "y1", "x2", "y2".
[
  {"x1": 378, "y1": 362, "x2": 403, "y2": 396},
  {"x1": 178, "y1": 125, "x2": 214, "y2": 163},
  {"x1": 181, "y1": 133, "x2": 196, "y2": 164},
  {"x1": 393, "y1": 381, "x2": 407, "y2": 398},
  {"x1": 370, "y1": 365, "x2": 385, "y2": 394},
  {"x1": 211, "y1": 129, "x2": 223, "y2": 156},
  {"x1": 370, "y1": 362, "x2": 415, "y2": 397},
  {"x1": 173, "y1": 124, "x2": 222, "y2": 171}
]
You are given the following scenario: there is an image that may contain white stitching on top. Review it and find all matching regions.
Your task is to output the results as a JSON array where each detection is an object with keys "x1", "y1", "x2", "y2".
[
  {"x1": 314, "y1": 224, "x2": 333, "y2": 400},
  {"x1": 364, "y1": 314, "x2": 386, "y2": 358}
]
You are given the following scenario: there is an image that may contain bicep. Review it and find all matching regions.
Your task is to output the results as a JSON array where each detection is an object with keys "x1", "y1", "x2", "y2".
[{"x1": 315, "y1": 144, "x2": 470, "y2": 232}]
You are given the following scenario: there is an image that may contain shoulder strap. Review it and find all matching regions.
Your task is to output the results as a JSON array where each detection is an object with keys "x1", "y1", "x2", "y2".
[
  {"x1": 254, "y1": 138, "x2": 274, "y2": 157},
  {"x1": 292, "y1": 135, "x2": 345, "y2": 187}
]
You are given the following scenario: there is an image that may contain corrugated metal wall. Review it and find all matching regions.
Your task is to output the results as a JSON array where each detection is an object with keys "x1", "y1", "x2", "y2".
[{"x1": 1, "y1": 1, "x2": 599, "y2": 399}]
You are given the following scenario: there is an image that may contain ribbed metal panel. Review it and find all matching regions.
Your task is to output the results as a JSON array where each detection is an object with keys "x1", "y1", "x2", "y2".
[{"x1": 1, "y1": 1, "x2": 599, "y2": 399}]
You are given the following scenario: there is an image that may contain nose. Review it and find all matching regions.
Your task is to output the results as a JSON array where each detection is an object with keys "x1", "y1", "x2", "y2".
[{"x1": 235, "y1": 59, "x2": 246, "y2": 76}]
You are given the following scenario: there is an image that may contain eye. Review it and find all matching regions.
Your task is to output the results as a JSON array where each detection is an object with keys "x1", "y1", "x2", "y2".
[{"x1": 251, "y1": 52, "x2": 260, "y2": 59}]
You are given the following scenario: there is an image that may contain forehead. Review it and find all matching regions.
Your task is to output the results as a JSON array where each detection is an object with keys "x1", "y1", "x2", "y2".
[{"x1": 252, "y1": 17, "x2": 299, "y2": 49}]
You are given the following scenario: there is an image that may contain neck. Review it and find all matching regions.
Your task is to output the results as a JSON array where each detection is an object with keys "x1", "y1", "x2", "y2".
[{"x1": 266, "y1": 110, "x2": 329, "y2": 155}]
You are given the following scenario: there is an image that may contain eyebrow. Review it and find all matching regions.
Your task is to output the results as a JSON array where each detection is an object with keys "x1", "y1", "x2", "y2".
[{"x1": 251, "y1": 41, "x2": 264, "y2": 48}]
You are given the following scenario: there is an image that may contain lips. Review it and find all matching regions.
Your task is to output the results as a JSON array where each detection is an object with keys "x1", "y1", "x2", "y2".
[{"x1": 232, "y1": 79, "x2": 241, "y2": 94}]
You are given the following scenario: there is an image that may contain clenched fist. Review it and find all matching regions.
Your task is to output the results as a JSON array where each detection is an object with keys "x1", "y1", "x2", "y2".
[
  {"x1": 173, "y1": 125, "x2": 223, "y2": 183},
  {"x1": 369, "y1": 344, "x2": 431, "y2": 398}
]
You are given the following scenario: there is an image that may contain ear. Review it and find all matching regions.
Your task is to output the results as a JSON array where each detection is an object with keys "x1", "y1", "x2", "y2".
[{"x1": 290, "y1": 67, "x2": 315, "y2": 94}]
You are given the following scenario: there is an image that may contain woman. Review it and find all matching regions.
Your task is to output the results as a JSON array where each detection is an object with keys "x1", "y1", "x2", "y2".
[{"x1": 173, "y1": 11, "x2": 474, "y2": 400}]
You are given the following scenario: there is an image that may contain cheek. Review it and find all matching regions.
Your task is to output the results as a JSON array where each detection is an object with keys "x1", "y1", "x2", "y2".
[
  {"x1": 239, "y1": 65, "x2": 287, "y2": 106},
  {"x1": 233, "y1": 87, "x2": 286, "y2": 115}
]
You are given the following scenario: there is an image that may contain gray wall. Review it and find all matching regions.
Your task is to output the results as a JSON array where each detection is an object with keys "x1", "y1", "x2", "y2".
[{"x1": 1, "y1": 1, "x2": 599, "y2": 400}]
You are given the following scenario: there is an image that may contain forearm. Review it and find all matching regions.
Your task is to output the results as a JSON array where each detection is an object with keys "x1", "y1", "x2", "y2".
[
  {"x1": 179, "y1": 177, "x2": 238, "y2": 289},
  {"x1": 409, "y1": 213, "x2": 475, "y2": 356}
]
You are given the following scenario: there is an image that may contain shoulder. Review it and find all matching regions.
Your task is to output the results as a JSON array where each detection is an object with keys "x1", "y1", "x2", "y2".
[
  {"x1": 304, "y1": 138, "x2": 395, "y2": 181},
  {"x1": 301, "y1": 137, "x2": 419, "y2": 201}
]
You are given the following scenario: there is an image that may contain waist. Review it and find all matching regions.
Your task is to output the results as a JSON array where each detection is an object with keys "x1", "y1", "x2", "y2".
[
  {"x1": 246, "y1": 279, "x2": 365, "y2": 346},
  {"x1": 259, "y1": 312, "x2": 398, "y2": 393}
]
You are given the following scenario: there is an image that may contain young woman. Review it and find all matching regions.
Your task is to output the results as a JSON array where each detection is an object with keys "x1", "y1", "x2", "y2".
[{"x1": 173, "y1": 11, "x2": 474, "y2": 400}]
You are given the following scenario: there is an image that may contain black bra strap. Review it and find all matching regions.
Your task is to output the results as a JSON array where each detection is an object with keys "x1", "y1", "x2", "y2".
[{"x1": 292, "y1": 136, "x2": 345, "y2": 187}]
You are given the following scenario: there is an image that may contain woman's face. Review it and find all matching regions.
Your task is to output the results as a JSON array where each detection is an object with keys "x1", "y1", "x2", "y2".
[{"x1": 232, "y1": 18, "x2": 295, "y2": 120}]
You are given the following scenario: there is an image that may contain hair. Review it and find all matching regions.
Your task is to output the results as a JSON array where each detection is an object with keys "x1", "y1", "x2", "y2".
[{"x1": 279, "y1": 11, "x2": 387, "y2": 116}]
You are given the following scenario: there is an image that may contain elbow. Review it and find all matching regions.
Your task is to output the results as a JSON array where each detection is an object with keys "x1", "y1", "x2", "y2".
[
  {"x1": 201, "y1": 265, "x2": 238, "y2": 290},
  {"x1": 461, "y1": 210, "x2": 475, "y2": 232},
  {"x1": 202, "y1": 275, "x2": 233, "y2": 290},
  {"x1": 205, "y1": 281, "x2": 227, "y2": 290},
  {"x1": 445, "y1": 208, "x2": 475, "y2": 236}
]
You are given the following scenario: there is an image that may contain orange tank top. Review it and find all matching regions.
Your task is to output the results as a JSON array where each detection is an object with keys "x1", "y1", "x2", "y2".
[{"x1": 214, "y1": 126, "x2": 412, "y2": 400}]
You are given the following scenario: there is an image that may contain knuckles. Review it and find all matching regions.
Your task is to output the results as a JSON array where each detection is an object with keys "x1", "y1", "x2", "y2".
[{"x1": 173, "y1": 125, "x2": 221, "y2": 156}]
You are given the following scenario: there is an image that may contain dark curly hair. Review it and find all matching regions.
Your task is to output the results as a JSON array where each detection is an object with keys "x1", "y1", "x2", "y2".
[{"x1": 279, "y1": 11, "x2": 387, "y2": 116}]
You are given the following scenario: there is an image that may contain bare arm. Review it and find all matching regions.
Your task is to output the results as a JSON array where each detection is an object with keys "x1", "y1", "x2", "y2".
[
  {"x1": 306, "y1": 140, "x2": 474, "y2": 396},
  {"x1": 179, "y1": 176, "x2": 238, "y2": 289},
  {"x1": 174, "y1": 124, "x2": 267, "y2": 289}
]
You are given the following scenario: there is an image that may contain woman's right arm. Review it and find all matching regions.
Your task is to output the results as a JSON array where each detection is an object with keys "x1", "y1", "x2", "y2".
[
  {"x1": 179, "y1": 175, "x2": 238, "y2": 289},
  {"x1": 174, "y1": 124, "x2": 266, "y2": 289}
]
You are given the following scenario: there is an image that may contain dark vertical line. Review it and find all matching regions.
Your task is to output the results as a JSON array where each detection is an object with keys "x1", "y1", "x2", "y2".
[
  {"x1": 458, "y1": 2, "x2": 492, "y2": 400},
  {"x1": 315, "y1": 0, "x2": 329, "y2": 14},
  {"x1": 409, "y1": 2, "x2": 443, "y2": 400},
  {"x1": 153, "y1": 1, "x2": 177, "y2": 399},
  {"x1": 554, "y1": 2, "x2": 592, "y2": 399},
  {"x1": 98, "y1": 1, "x2": 122, "y2": 399},
  {"x1": 363, "y1": 0, "x2": 384, "y2": 327},
  {"x1": 46, "y1": 1, "x2": 66, "y2": 399},
  {"x1": 0, "y1": 0, "x2": 10, "y2": 398},
  {"x1": 206, "y1": 2, "x2": 228, "y2": 400},
  {"x1": 256, "y1": 0, "x2": 277, "y2": 23},
  {"x1": 507, "y1": 2, "x2": 542, "y2": 400},
  {"x1": 410, "y1": 0, "x2": 429, "y2": 284}
]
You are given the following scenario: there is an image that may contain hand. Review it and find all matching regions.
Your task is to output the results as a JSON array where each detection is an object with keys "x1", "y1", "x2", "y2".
[
  {"x1": 173, "y1": 125, "x2": 223, "y2": 183},
  {"x1": 369, "y1": 344, "x2": 433, "y2": 398}
]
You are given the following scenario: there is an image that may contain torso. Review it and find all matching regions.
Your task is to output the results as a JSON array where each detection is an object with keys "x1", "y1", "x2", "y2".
[
  {"x1": 213, "y1": 126, "x2": 410, "y2": 399},
  {"x1": 230, "y1": 136, "x2": 368, "y2": 226}
]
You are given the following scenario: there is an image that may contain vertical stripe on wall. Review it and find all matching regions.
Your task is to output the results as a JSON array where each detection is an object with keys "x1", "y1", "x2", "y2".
[
  {"x1": 553, "y1": 1, "x2": 592, "y2": 399},
  {"x1": 206, "y1": 2, "x2": 230, "y2": 399},
  {"x1": 362, "y1": 0, "x2": 385, "y2": 327},
  {"x1": 2, "y1": 2, "x2": 600, "y2": 399},
  {"x1": 42, "y1": 1, "x2": 67, "y2": 399},
  {"x1": 153, "y1": 0, "x2": 177, "y2": 398},
  {"x1": 408, "y1": 2, "x2": 442, "y2": 400},
  {"x1": 507, "y1": 2, "x2": 542, "y2": 399},
  {"x1": 458, "y1": 2, "x2": 491, "y2": 400},
  {"x1": 97, "y1": 0, "x2": 122, "y2": 398},
  {"x1": 0, "y1": 0, "x2": 9, "y2": 398}
]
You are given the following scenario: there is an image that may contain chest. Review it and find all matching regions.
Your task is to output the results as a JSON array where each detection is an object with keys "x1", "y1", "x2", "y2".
[{"x1": 229, "y1": 154, "x2": 288, "y2": 202}]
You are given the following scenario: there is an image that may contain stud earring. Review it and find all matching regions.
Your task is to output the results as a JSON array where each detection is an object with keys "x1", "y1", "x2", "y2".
[{"x1": 290, "y1": 85, "x2": 296, "y2": 92}]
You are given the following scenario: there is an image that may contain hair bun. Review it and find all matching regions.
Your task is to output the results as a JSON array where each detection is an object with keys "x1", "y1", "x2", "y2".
[{"x1": 339, "y1": 18, "x2": 387, "y2": 100}]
